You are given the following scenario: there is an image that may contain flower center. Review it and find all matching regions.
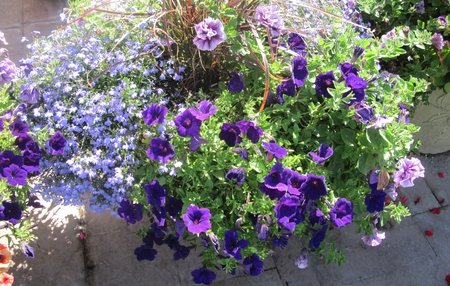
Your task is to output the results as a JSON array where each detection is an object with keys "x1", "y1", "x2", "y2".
[
  {"x1": 184, "y1": 119, "x2": 192, "y2": 127},
  {"x1": 324, "y1": 79, "x2": 332, "y2": 87},
  {"x1": 193, "y1": 219, "x2": 199, "y2": 225},
  {"x1": 161, "y1": 147, "x2": 168, "y2": 153}
]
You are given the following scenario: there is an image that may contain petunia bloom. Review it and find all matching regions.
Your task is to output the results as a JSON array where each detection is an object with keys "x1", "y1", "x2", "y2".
[
  {"x1": 243, "y1": 253, "x2": 264, "y2": 276},
  {"x1": 166, "y1": 197, "x2": 183, "y2": 217},
  {"x1": 287, "y1": 171, "x2": 307, "y2": 196},
  {"x1": 365, "y1": 189, "x2": 387, "y2": 213},
  {"x1": 18, "y1": 86, "x2": 40, "y2": 104},
  {"x1": 174, "y1": 109, "x2": 201, "y2": 137},
  {"x1": 142, "y1": 104, "x2": 168, "y2": 126},
  {"x1": 295, "y1": 248, "x2": 308, "y2": 269},
  {"x1": 309, "y1": 224, "x2": 328, "y2": 249},
  {"x1": 299, "y1": 174, "x2": 328, "y2": 200},
  {"x1": 315, "y1": 71, "x2": 336, "y2": 98},
  {"x1": 259, "y1": 183, "x2": 284, "y2": 200},
  {"x1": 0, "y1": 59, "x2": 17, "y2": 86},
  {"x1": 1, "y1": 201, "x2": 22, "y2": 224},
  {"x1": 430, "y1": 33, "x2": 444, "y2": 50},
  {"x1": 190, "y1": 101, "x2": 217, "y2": 121},
  {"x1": 0, "y1": 244, "x2": 12, "y2": 273},
  {"x1": 0, "y1": 150, "x2": 23, "y2": 177},
  {"x1": 343, "y1": 73, "x2": 368, "y2": 104},
  {"x1": 276, "y1": 78, "x2": 296, "y2": 103},
  {"x1": 398, "y1": 104, "x2": 410, "y2": 124},
  {"x1": 0, "y1": 272, "x2": 13, "y2": 286},
  {"x1": 223, "y1": 230, "x2": 248, "y2": 260},
  {"x1": 183, "y1": 205, "x2": 211, "y2": 234},
  {"x1": 225, "y1": 168, "x2": 246, "y2": 187},
  {"x1": 329, "y1": 198, "x2": 355, "y2": 228},
  {"x1": 48, "y1": 131, "x2": 66, "y2": 155},
  {"x1": 8, "y1": 119, "x2": 29, "y2": 137},
  {"x1": 308, "y1": 143, "x2": 333, "y2": 165},
  {"x1": 393, "y1": 157, "x2": 425, "y2": 188},
  {"x1": 21, "y1": 242, "x2": 34, "y2": 258},
  {"x1": 254, "y1": 5, "x2": 283, "y2": 36},
  {"x1": 352, "y1": 46, "x2": 364, "y2": 62},
  {"x1": 117, "y1": 198, "x2": 143, "y2": 224},
  {"x1": 3, "y1": 164, "x2": 27, "y2": 186},
  {"x1": 233, "y1": 148, "x2": 249, "y2": 161},
  {"x1": 361, "y1": 229, "x2": 385, "y2": 246},
  {"x1": 193, "y1": 17, "x2": 226, "y2": 51},
  {"x1": 366, "y1": 114, "x2": 394, "y2": 129},
  {"x1": 228, "y1": 72, "x2": 244, "y2": 93},
  {"x1": 339, "y1": 62, "x2": 358, "y2": 79},
  {"x1": 264, "y1": 163, "x2": 292, "y2": 191},
  {"x1": 147, "y1": 138, "x2": 175, "y2": 164},
  {"x1": 288, "y1": 33, "x2": 307, "y2": 55},
  {"x1": 144, "y1": 180, "x2": 167, "y2": 206},
  {"x1": 219, "y1": 123, "x2": 242, "y2": 147},
  {"x1": 354, "y1": 102, "x2": 374, "y2": 124},
  {"x1": 134, "y1": 245, "x2": 158, "y2": 261},
  {"x1": 274, "y1": 194, "x2": 304, "y2": 232},
  {"x1": 262, "y1": 141, "x2": 287, "y2": 161},
  {"x1": 438, "y1": 16, "x2": 447, "y2": 26},
  {"x1": 291, "y1": 56, "x2": 308, "y2": 87},
  {"x1": 191, "y1": 267, "x2": 216, "y2": 285},
  {"x1": 189, "y1": 136, "x2": 209, "y2": 152}
]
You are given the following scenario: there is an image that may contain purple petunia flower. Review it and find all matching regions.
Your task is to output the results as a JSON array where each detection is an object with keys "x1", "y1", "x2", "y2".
[
  {"x1": 228, "y1": 72, "x2": 244, "y2": 92},
  {"x1": 12, "y1": 103, "x2": 27, "y2": 116},
  {"x1": 259, "y1": 183, "x2": 284, "y2": 200},
  {"x1": 299, "y1": 174, "x2": 328, "y2": 200},
  {"x1": 166, "y1": 197, "x2": 183, "y2": 217},
  {"x1": 309, "y1": 207, "x2": 327, "y2": 226},
  {"x1": 14, "y1": 134, "x2": 34, "y2": 151},
  {"x1": 3, "y1": 164, "x2": 27, "y2": 186},
  {"x1": 151, "y1": 205, "x2": 167, "y2": 227},
  {"x1": 354, "y1": 102, "x2": 374, "y2": 124},
  {"x1": 288, "y1": 33, "x2": 307, "y2": 55},
  {"x1": 315, "y1": 71, "x2": 336, "y2": 98},
  {"x1": 183, "y1": 205, "x2": 211, "y2": 234},
  {"x1": 147, "y1": 138, "x2": 175, "y2": 164},
  {"x1": 174, "y1": 109, "x2": 201, "y2": 137},
  {"x1": 9, "y1": 119, "x2": 29, "y2": 137},
  {"x1": 0, "y1": 109, "x2": 12, "y2": 122},
  {"x1": 431, "y1": 33, "x2": 445, "y2": 50},
  {"x1": 117, "y1": 198, "x2": 143, "y2": 224},
  {"x1": 223, "y1": 230, "x2": 248, "y2": 260},
  {"x1": 272, "y1": 233, "x2": 291, "y2": 248},
  {"x1": 0, "y1": 150, "x2": 23, "y2": 177},
  {"x1": 226, "y1": 168, "x2": 246, "y2": 187},
  {"x1": 393, "y1": 157, "x2": 425, "y2": 188},
  {"x1": 366, "y1": 114, "x2": 394, "y2": 129},
  {"x1": 262, "y1": 141, "x2": 287, "y2": 161},
  {"x1": 134, "y1": 245, "x2": 158, "y2": 261},
  {"x1": 173, "y1": 244, "x2": 190, "y2": 261},
  {"x1": 142, "y1": 104, "x2": 168, "y2": 126},
  {"x1": 232, "y1": 148, "x2": 249, "y2": 161},
  {"x1": 258, "y1": 224, "x2": 270, "y2": 241},
  {"x1": 365, "y1": 189, "x2": 387, "y2": 213},
  {"x1": 361, "y1": 229, "x2": 385, "y2": 246},
  {"x1": 276, "y1": 78, "x2": 296, "y2": 103},
  {"x1": 0, "y1": 59, "x2": 17, "y2": 86},
  {"x1": 243, "y1": 253, "x2": 264, "y2": 276},
  {"x1": 21, "y1": 242, "x2": 35, "y2": 259},
  {"x1": 144, "y1": 180, "x2": 167, "y2": 206},
  {"x1": 18, "y1": 87, "x2": 40, "y2": 104},
  {"x1": 264, "y1": 163, "x2": 292, "y2": 191},
  {"x1": 247, "y1": 124, "x2": 264, "y2": 144},
  {"x1": 343, "y1": 73, "x2": 368, "y2": 104},
  {"x1": 308, "y1": 143, "x2": 333, "y2": 165},
  {"x1": 329, "y1": 198, "x2": 355, "y2": 228},
  {"x1": 193, "y1": 17, "x2": 226, "y2": 51},
  {"x1": 352, "y1": 46, "x2": 365, "y2": 62},
  {"x1": 1, "y1": 201, "x2": 22, "y2": 224},
  {"x1": 287, "y1": 171, "x2": 307, "y2": 196},
  {"x1": 191, "y1": 267, "x2": 216, "y2": 285},
  {"x1": 27, "y1": 195, "x2": 44, "y2": 208},
  {"x1": 398, "y1": 104, "x2": 410, "y2": 124},
  {"x1": 274, "y1": 194, "x2": 304, "y2": 232},
  {"x1": 291, "y1": 56, "x2": 308, "y2": 87},
  {"x1": 339, "y1": 62, "x2": 358, "y2": 79},
  {"x1": 254, "y1": 5, "x2": 283, "y2": 36},
  {"x1": 22, "y1": 147, "x2": 41, "y2": 173},
  {"x1": 48, "y1": 131, "x2": 66, "y2": 155},
  {"x1": 438, "y1": 16, "x2": 447, "y2": 26},
  {"x1": 190, "y1": 101, "x2": 217, "y2": 121},
  {"x1": 219, "y1": 123, "x2": 242, "y2": 147},
  {"x1": 309, "y1": 224, "x2": 328, "y2": 249}
]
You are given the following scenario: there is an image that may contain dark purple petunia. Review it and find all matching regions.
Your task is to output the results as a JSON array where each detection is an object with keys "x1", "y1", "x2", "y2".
[
  {"x1": 175, "y1": 219, "x2": 186, "y2": 241},
  {"x1": 27, "y1": 195, "x2": 43, "y2": 208},
  {"x1": 354, "y1": 102, "x2": 374, "y2": 124},
  {"x1": 190, "y1": 101, "x2": 217, "y2": 121},
  {"x1": 309, "y1": 224, "x2": 328, "y2": 249},
  {"x1": 22, "y1": 148, "x2": 41, "y2": 173},
  {"x1": 173, "y1": 244, "x2": 190, "y2": 261},
  {"x1": 226, "y1": 168, "x2": 246, "y2": 187},
  {"x1": 308, "y1": 143, "x2": 333, "y2": 165},
  {"x1": 259, "y1": 183, "x2": 284, "y2": 200},
  {"x1": 315, "y1": 71, "x2": 336, "y2": 98},
  {"x1": 291, "y1": 56, "x2": 308, "y2": 87},
  {"x1": 174, "y1": 109, "x2": 201, "y2": 137},
  {"x1": 3, "y1": 164, "x2": 27, "y2": 186},
  {"x1": 247, "y1": 124, "x2": 264, "y2": 144},
  {"x1": 0, "y1": 150, "x2": 23, "y2": 177},
  {"x1": 264, "y1": 163, "x2": 292, "y2": 191},
  {"x1": 9, "y1": 119, "x2": 29, "y2": 137},
  {"x1": 142, "y1": 104, "x2": 168, "y2": 126},
  {"x1": 299, "y1": 174, "x2": 328, "y2": 200},
  {"x1": 191, "y1": 267, "x2": 217, "y2": 285},
  {"x1": 223, "y1": 230, "x2": 248, "y2": 260},
  {"x1": 164, "y1": 233, "x2": 180, "y2": 250},
  {"x1": 243, "y1": 253, "x2": 264, "y2": 276},
  {"x1": 151, "y1": 205, "x2": 167, "y2": 227},
  {"x1": 329, "y1": 198, "x2": 355, "y2": 228},
  {"x1": 134, "y1": 245, "x2": 158, "y2": 261},
  {"x1": 48, "y1": 131, "x2": 66, "y2": 155},
  {"x1": 189, "y1": 136, "x2": 209, "y2": 152},
  {"x1": 193, "y1": 17, "x2": 226, "y2": 51},
  {"x1": 14, "y1": 134, "x2": 34, "y2": 150},
  {"x1": 276, "y1": 78, "x2": 296, "y2": 102},
  {"x1": 147, "y1": 138, "x2": 175, "y2": 164},
  {"x1": 1, "y1": 201, "x2": 22, "y2": 224},
  {"x1": 18, "y1": 87, "x2": 40, "y2": 104},
  {"x1": 219, "y1": 123, "x2": 242, "y2": 147},
  {"x1": 274, "y1": 194, "x2": 304, "y2": 231},
  {"x1": 287, "y1": 171, "x2": 307, "y2": 195},
  {"x1": 398, "y1": 104, "x2": 410, "y2": 124},
  {"x1": 232, "y1": 148, "x2": 249, "y2": 161},
  {"x1": 21, "y1": 242, "x2": 34, "y2": 259},
  {"x1": 228, "y1": 72, "x2": 244, "y2": 93},
  {"x1": 262, "y1": 141, "x2": 287, "y2": 161},
  {"x1": 272, "y1": 233, "x2": 292, "y2": 248},
  {"x1": 183, "y1": 205, "x2": 211, "y2": 234},
  {"x1": 343, "y1": 73, "x2": 368, "y2": 104},
  {"x1": 309, "y1": 208, "x2": 327, "y2": 226},
  {"x1": 144, "y1": 180, "x2": 167, "y2": 206},
  {"x1": 352, "y1": 46, "x2": 365, "y2": 62},
  {"x1": 339, "y1": 62, "x2": 358, "y2": 79},
  {"x1": 288, "y1": 33, "x2": 307, "y2": 55},
  {"x1": 365, "y1": 189, "x2": 387, "y2": 213},
  {"x1": 117, "y1": 198, "x2": 143, "y2": 224},
  {"x1": 166, "y1": 197, "x2": 183, "y2": 217},
  {"x1": 235, "y1": 119, "x2": 252, "y2": 134}
]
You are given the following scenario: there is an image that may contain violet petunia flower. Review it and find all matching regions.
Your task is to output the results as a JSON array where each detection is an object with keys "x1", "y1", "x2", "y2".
[
  {"x1": 183, "y1": 205, "x2": 211, "y2": 234},
  {"x1": 174, "y1": 109, "x2": 201, "y2": 137},
  {"x1": 398, "y1": 104, "x2": 410, "y2": 124},
  {"x1": 9, "y1": 119, "x2": 29, "y2": 137},
  {"x1": 190, "y1": 101, "x2": 217, "y2": 121},
  {"x1": 308, "y1": 143, "x2": 333, "y2": 165},
  {"x1": 366, "y1": 114, "x2": 394, "y2": 129},
  {"x1": 247, "y1": 124, "x2": 264, "y2": 144},
  {"x1": 0, "y1": 150, "x2": 23, "y2": 177},
  {"x1": 228, "y1": 72, "x2": 244, "y2": 93},
  {"x1": 48, "y1": 131, "x2": 66, "y2": 155},
  {"x1": 233, "y1": 148, "x2": 249, "y2": 161},
  {"x1": 12, "y1": 103, "x2": 27, "y2": 116},
  {"x1": 354, "y1": 102, "x2": 374, "y2": 124},
  {"x1": 309, "y1": 208, "x2": 327, "y2": 226},
  {"x1": 219, "y1": 123, "x2": 242, "y2": 147},
  {"x1": 0, "y1": 109, "x2": 12, "y2": 122},
  {"x1": 258, "y1": 224, "x2": 270, "y2": 241},
  {"x1": 361, "y1": 229, "x2": 385, "y2": 246},
  {"x1": 144, "y1": 180, "x2": 167, "y2": 206},
  {"x1": 225, "y1": 168, "x2": 246, "y2": 187},
  {"x1": 262, "y1": 141, "x2": 287, "y2": 161},
  {"x1": 287, "y1": 171, "x2": 307, "y2": 196},
  {"x1": 134, "y1": 245, "x2": 157, "y2": 261},
  {"x1": 365, "y1": 189, "x2": 387, "y2": 213},
  {"x1": 3, "y1": 164, "x2": 27, "y2": 186},
  {"x1": 299, "y1": 174, "x2": 328, "y2": 200},
  {"x1": 1, "y1": 201, "x2": 22, "y2": 224},
  {"x1": 14, "y1": 134, "x2": 33, "y2": 151},
  {"x1": 223, "y1": 230, "x2": 248, "y2": 260},
  {"x1": 343, "y1": 73, "x2": 368, "y2": 104},
  {"x1": 264, "y1": 163, "x2": 292, "y2": 191},
  {"x1": 438, "y1": 16, "x2": 447, "y2": 26},
  {"x1": 189, "y1": 136, "x2": 209, "y2": 152},
  {"x1": 259, "y1": 183, "x2": 284, "y2": 200},
  {"x1": 288, "y1": 33, "x2": 307, "y2": 55},
  {"x1": 339, "y1": 62, "x2": 358, "y2": 79},
  {"x1": 18, "y1": 87, "x2": 40, "y2": 104},
  {"x1": 117, "y1": 198, "x2": 143, "y2": 224},
  {"x1": 315, "y1": 71, "x2": 336, "y2": 98},
  {"x1": 431, "y1": 33, "x2": 444, "y2": 50},
  {"x1": 243, "y1": 253, "x2": 264, "y2": 276},
  {"x1": 166, "y1": 197, "x2": 183, "y2": 217},
  {"x1": 151, "y1": 205, "x2": 167, "y2": 227},
  {"x1": 21, "y1": 242, "x2": 35, "y2": 259},
  {"x1": 193, "y1": 17, "x2": 226, "y2": 51},
  {"x1": 254, "y1": 4, "x2": 283, "y2": 36},
  {"x1": 352, "y1": 46, "x2": 364, "y2": 62},
  {"x1": 142, "y1": 104, "x2": 168, "y2": 126},
  {"x1": 276, "y1": 78, "x2": 296, "y2": 102},
  {"x1": 147, "y1": 138, "x2": 175, "y2": 164},
  {"x1": 22, "y1": 148, "x2": 41, "y2": 173},
  {"x1": 191, "y1": 267, "x2": 216, "y2": 285},
  {"x1": 274, "y1": 194, "x2": 304, "y2": 232},
  {"x1": 393, "y1": 157, "x2": 425, "y2": 188},
  {"x1": 291, "y1": 56, "x2": 308, "y2": 87},
  {"x1": 309, "y1": 224, "x2": 328, "y2": 249},
  {"x1": 0, "y1": 59, "x2": 17, "y2": 86},
  {"x1": 329, "y1": 198, "x2": 355, "y2": 228},
  {"x1": 272, "y1": 233, "x2": 291, "y2": 248}
]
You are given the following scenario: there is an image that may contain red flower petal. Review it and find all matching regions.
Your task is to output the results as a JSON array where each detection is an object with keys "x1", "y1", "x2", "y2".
[
  {"x1": 445, "y1": 274, "x2": 450, "y2": 283},
  {"x1": 385, "y1": 198, "x2": 391, "y2": 205},
  {"x1": 400, "y1": 197, "x2": 408, "y2": 204},
  {"x1": 414, "y1": 197, "x2": 421, "y2": 205},
  {"x1": 440, "y1": 198, "x2": 445, "y2": 204},
  {"x1": 430, "y1": 208, "x2": 441, "y2": 215},
  {"x1": 79, "y1": 233, "x2": 85, "y2": 239},
  {"x1": 424, "y1": 230, "x2": 434, "y2": 237},
  {"x1": 438, "y1": 172, "x2": 445, "y2": 178}
]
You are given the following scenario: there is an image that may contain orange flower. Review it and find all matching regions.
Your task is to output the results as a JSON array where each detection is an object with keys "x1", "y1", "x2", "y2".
[
  {"x1": 0, "y1": 272, "x2": 14, "y2": 286},
  {"x1": 0, "y1": 245, "x2": 12, "y2": 273}
]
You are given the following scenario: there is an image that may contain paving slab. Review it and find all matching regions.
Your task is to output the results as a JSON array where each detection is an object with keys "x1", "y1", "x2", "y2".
[
  {"x1": 397, "y1": 177, "x2": 441, "y2": 215},
  {"x1": 0, "y1": 0, "x2": 23, "y2": 29},
  {"x1": 419, "y1": 153, "x2": 450, "y2": 207},
  {"x1": 23, "y1": 0, "x2": 66, "y2": 24},
  {"x1": 1, "y1": 28, "x2": 26, "y2": 65},
  {"x1": 212, "y1": 268, "x2": 283, "y2": 286}
]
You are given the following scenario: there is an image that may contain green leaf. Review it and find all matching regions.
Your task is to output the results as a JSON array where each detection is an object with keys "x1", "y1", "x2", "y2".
[
  {"x1": 444, "y1": 82, "x2": 450, "y2": 94},
  {"x1": 340, "y1": 128, "x2": 356, "y2": 146},
  {"x1": 357, "y1": 153, "x2": 377, "y2": 174}
]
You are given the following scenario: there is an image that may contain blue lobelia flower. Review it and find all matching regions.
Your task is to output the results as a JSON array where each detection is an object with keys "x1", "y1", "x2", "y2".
[
  {"x1": 147, "y1": 138, "x2": 174, "y2": 164},
  {"x1": 308, "y1": 143, "x2": 333, "y2": 166},
  {"x1": 191, "y1": 267, "x2": 217, "y2": 285},
  {"x1": 291, "y1": 56, "x2": 308, "y2": 87},
  {"x1": 117, "y1": 198, "x2": 143, "y2": 224},
  {"x1": 174, "y1": 109, "x2": 201, "y2": 137},
  {"x1": 329, "y1": 198, "x2": 355, "y2": 228},
  {"x1": 225, "y1": 168, "x2": 246, "y2": 187},
  {"x1": 141, "y1": 104, "x2": 167, "y2": 126},
  {"x1": 315, "y1": 71, "x2": 336, "y2": 98},
  {"x1": 365, "y1": 189, "x2": 387, "y2": 213},
  {"x1": 228, "y1": 72, "x2": 244, "y2": 93},
  {"x1": 299, "y1": 174, "x2": 328, "y2": 200},
  {"x1": 193, "y1": 17, "x2": 226, "y2": 51},
  {"x1": 183, "y1": 205, "x2": 211, "y2": 234},
  {"x1": 223, "y1": 230, "x2": 248, "y2": 260}
]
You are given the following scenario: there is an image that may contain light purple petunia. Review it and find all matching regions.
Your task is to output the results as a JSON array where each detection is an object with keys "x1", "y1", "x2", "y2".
[
  {"x1": 18, "y1": 87, "x2": 40, "y2": 104},
  {"x1": 193, "y1": 17, "x2": 226, "y2": 51},
  {"x1": 353, "y1": 102, "x2": 374, "y2": 124},
  {"x1": 361, "y1": 229, "x2": 385, "y2": 246},
  {"x1": 190, "y1": 101, "x2": 217, "y2": 121},
  {"x1": 3, "y1": 163, "x2": 27, "y2": 186},
  {"x1": 430, "y1": 33, "x2": 444, "y2": 50},
  {"x1": 142, "y1": 104, "x2": 168, "y2": 126},
  {"x1": 254, "y1": 5, "x2": 283, "y2": 36},
  {"x1": 438, "y1": 16, "x2": 447, "y2": 26},
  {"x1": 0, "y1": 59, "x2": 17, "y2": 86},
  {"x1": 393, "y1": 157, "x2": 425, "y2": 188},
  {"x1": 329, "y1": 198, "x2": 355, "y2": 228},
  {"x1": 183, "y1": 204, "x2": 211, "y2": 234},
  {"x1": 262, "y1": 141, "x2": 287, "y2": 161},
  {"x1": 308, "y1": 143, "x2": 333, "y2": 165}
]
